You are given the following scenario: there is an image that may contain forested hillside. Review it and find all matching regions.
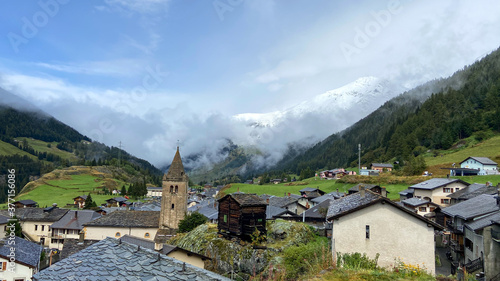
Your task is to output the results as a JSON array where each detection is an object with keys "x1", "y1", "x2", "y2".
[
  {"x1": 272, "y1": 46, "x2": 500, "y2": 174},
  {"x1": 0, "y1": 105, "x2": 163, "y2": 204}
]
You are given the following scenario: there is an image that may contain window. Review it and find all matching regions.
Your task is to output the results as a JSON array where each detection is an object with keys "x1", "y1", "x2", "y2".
[
  {"x1": 224, "y1": 215, "x2": 227, "y2": 223},
  {"x1": 115, "y1": 232, "x2": 121, "y2": 237},
  {"x1": 419, "y1": 207, "x2": 427, "y2": 212},
  {"x1": 35, "y1": 225, "x2": 38, "y2": 231},
  {"x1": 366, "y1": 225, "x2": 370, "y2": 239},
  {"x1": 430, "y1": 207, "x2": 435, "y2": 212},
  {"x1": 175, "y1": 185, "x2": 178, "y2": 193},
  {"x1": 0, "y1": 261, "x2": 6, "y2": 271},
  {"x1": 42, "y1": 225, "x2": 45, "y2": 231},
  {"x1": 144, "y1": 233, "x2": 150, "y2": 238},
  {"x1": 455, "y1": 188, "x2": 460, "y2": 192},
  {"x1": 443, "y1": 188, "x2": 451, "y2": 193},
  {"x1": 170, "y1": 185, "x2": 174, "y2": 193},
  {"x1": 171, "y1": 204, "x2": 175, "y2": 209},
  {"x1": 441, "y1": 199, "x2": 450, "y2": 204},
  {"x1": 14, "y1": 278, "x2": 25, "y2": 281}
]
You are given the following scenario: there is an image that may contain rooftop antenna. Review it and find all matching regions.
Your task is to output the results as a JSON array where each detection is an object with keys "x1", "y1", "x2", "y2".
[{"x1": 118, "y1": 141, "x2": 123, "y2": 167}]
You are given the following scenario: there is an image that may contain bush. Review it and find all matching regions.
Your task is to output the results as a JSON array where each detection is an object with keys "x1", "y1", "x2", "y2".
[
  {"x1": 337, "y1": 252, "x2": 379, "y2": 270},
  {"x1": 178, "y1": 212, "x2": 208, "y2": 233},
  {"x1": 282, "y1": 237, "x2": 333, "y2": 280}
]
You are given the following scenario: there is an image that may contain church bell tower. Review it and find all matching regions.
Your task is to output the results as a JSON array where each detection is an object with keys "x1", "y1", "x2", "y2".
[{"x1": 159, "y1": 146, "x2": 189, "y2": 231}]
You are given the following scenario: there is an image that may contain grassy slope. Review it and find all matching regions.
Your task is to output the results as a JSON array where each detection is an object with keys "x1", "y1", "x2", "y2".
[
  {"x1": 0, "y1": 167, "x2": 130, "y2": 209},
  {"x1": 15, "y1": 137, "x2": 79, "y2": 161},
  {"x1": 0, "y1": 139, "x2": 37, "y2": 159}
]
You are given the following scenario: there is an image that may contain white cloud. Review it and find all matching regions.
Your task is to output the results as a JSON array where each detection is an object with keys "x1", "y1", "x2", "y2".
[
  {"x1": 100, "y1": 0, "x2": 170, "y2": 15},
  {"x1": 34, "y1": 59, "x2": 147, "y2": 77}
]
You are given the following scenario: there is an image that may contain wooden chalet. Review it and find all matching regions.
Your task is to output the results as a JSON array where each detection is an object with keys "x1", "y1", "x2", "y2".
[
  {"x1": 12, "y1": 199, "x2": 38, "y2": 208},
  {"x1": 73, "y1": 195, "x2": 88, "y2": 209},
  {"x1": 217, "y1": 194, "x2": 268, "y2": 239}
]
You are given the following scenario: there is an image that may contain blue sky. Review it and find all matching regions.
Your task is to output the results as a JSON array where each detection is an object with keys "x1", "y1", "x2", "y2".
[{"x1": 1, "y1": 0, "x2": 500, "y2": 166}]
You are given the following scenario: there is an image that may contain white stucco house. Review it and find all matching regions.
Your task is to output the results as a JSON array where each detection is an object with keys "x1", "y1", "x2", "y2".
[
  {"x1": 0, "y1": 236, "x2": 43, "y2": 281},
  {"x1": 327, "y1": 189, "x2": 443, "y2": 275}
]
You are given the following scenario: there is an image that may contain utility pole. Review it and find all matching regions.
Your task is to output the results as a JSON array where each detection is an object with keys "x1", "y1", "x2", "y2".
[
  {"x1": 358, "y1": 144, "x2": 361, "y2": 172},
  {"x1": 118, "y1": 141, "x2": 122, "y2": 167}
]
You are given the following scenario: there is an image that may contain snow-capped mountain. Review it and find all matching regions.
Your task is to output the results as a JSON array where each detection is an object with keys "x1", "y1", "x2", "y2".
[{"x1": 233, "y1": 76, "x2": 404, "y2": 143}]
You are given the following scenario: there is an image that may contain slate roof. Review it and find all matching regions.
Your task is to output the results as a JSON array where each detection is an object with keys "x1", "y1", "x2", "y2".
[
  {"x1": 304, "y1": 199, "x2": 333, "y2": 219},
  {"x1": 348, "y1": 184, "x2": 379, "y2": 193},
  {"x1": 106, "y1": 196, "x2": 128, "y2": 203},
  {"x1": 83, "y1": 210, "x2": 160, "y2": 228},
  {"x1": 371, "y1": 163, "x2": 393, "y2": 168},
  {"x1": 441, "y1": 194, "x2": 500, "y2": 220},
  {"x1": 50, "y1": 210, "x2": 101, "y2": 230},
  {"x1": 267, "y1": 196, "x2": 298, "y2": 208},
  {"x1": 327, "y1": 191, "x2": 381, "y2": 219},
  {"x1": 448, "y1": 184, "x2": 498, "y2": 200},
  {"x1": 0, "y1": 236, "x2": 42, "y2": 268},
  {"x1": 299, "y1": 187, "x2": 319, "y2": 193},
  {"x1": 224, "y1": 194, "x2": 268, "y2": 206},
  {"x1": 327, "y1": 190, "x2": 443, "y2": 230},
  {"x1": 266, "y1": 205, "x2": 288, "y2": 219},
  {"x1": 161, "y1": 244, "x2": 211, "y2": 261},
  {"x1": 120, "y1": 235, "x2": 156, "y2": 250},
  {"x1": 311, "y1": 191, "x2": 343, "y2": 204},
  {"x1": 73, "y1": 195, "x2": 87, "y2": 200},
  {"x1": 60, "y1": 239, "x2": 100, "y2": 259},
  {"x1": 33, "y1": 237, "x2": 228, "y2": 281},
  {"x1": 465, "y1": 211, "x2": 500, "y2": 231},
  {"x1": 401, "y1": 197, "x2": 436, "y2": 207},
  {"x1": 399, "y1": 189, "x2": 414, "y2": 196},
  {"x1": 2, "y1": 207, "x2": 69, "y2": 222},
  {"x1": 147, "y1": 186, "x2": 163, "y2": 190},
  {"x1": 0, "y1": 214, "x2": 9, "y2": 224},
  {"x1": 460, "y1": 157, "x2": 498, "y2": 165},
  {"x1": 409, "y1": 178, "x2": 469, "y2": 190},
  {"x1": 196, "y1": 205, "x2": 218, "y2": 219},
  {"x1": 14, "y1": 199, "x2": 38, "y2": 205}
]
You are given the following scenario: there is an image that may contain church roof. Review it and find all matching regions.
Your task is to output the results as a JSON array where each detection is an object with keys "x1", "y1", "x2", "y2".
[{"x1": 164, "y1": 147, "x2": 188, "y2": 181}]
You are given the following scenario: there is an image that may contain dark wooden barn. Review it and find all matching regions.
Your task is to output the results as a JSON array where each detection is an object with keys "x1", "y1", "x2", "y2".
[{"x1": 218, "y1": 193, "x2": 268, "y2": 239}]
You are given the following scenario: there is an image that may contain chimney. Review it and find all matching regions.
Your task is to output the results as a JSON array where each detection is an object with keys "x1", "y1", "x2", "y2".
[
  {"x1": 74, "y1": 211, "x2": 78, "y2": 219},
  {"x1": 266, "y1": 198, "x2": 269, "y2": 204},
  {"x1": 336, "y1": 188, "x2": 339, "y2": 193},
  {"x1": 381, "y1": 187, "x2": 387, "y2": 198},
  {"x1": 288, "y1": 192, "x2": 291, "y2": 197},
  {"x1": 486, "y1": 181, "x2": 491, "y2": 187},
  {"x1": 79, "y1": 230, "x2": 84, "y2": 243},
  {"x1": 359, "y1": 185, "x2": 365, "y2": 198}
]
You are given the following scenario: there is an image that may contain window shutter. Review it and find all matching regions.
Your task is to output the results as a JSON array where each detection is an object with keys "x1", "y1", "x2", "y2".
[{"x1": 1, "y1": 261, "x2": 6, "y2": 271}]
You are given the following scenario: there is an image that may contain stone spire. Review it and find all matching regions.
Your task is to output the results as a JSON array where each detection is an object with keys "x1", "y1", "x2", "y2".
[{"x1": 164, "y1": 146, "x2": 188, "y2": 182}]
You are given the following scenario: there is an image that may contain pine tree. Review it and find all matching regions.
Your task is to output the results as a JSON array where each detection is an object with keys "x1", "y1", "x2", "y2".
[
  {"x1": 5, "y1": 216, "x2": 23, "y2": 238},
  {"x1": 83, "y1": 193, "x2": 97, "y2": 209}
]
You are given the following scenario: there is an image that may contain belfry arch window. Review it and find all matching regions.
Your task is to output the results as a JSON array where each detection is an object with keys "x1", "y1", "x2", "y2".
[
  {"x1": 170, "y1": 185, "x2": 174, "y2": 193},
  {"x1": 175, "y1": 185, "x2": 178, "y2": 193}
]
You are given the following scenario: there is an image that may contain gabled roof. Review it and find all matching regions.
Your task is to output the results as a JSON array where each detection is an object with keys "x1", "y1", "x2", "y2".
[
  {"x1": 220, "y1": 194, "x2": 267, "y2": 207},
  {"x1": 401, "y1": 198, "x2": 439, "y2": 207},
  {"x1": 465, "y1": 211, "x2": 500, "y2": 231},
  {"x1": 33, "y1": 237, "x2": 227, "y2": 281},
  {"x1": 83, "y1": 210, "x2": 159, "y2": 228},
  {"x1": 460, "y1": 157, "x2": 498, "y2": 165},
  {"x1": 73, "y1": 195, "x2": 87, "y2": 200},
  {"x1": 266, "y1": 205, "x2": 297, "y2": 219},
  {"x1": 447, "y1": 183, "x2": 498, "y2": 200},
  {"x1": 348, "y1": 184, "x2": 380, "y2": 192},
  {"x1": 161, "y1": 244, "x2": 211, "y2": 261},
  {"x1": 120, "y1": 234, "x2": 156, "y2": 250},
  {"x1": 147, "y1": 186, "x2": 162, "y2": 190},
  {"x1": 371, "y1": 163, "x2": 393, "y2": 168},
  {"x1": 303, "y1": 199, "x2": 333, "y2": 219},
  {"x1": 14, "y1": 199, "x2": 38, "y2": 205},
  {"x1": 50, "y1": 210, "x2": 101, "y2": 230},
  {"x1": 311, "y1": 191, "x2": 343, "y2": 204},
  {"x1": 327, "y1": 191, "x2": 443, "y2": 230},
  {"x1": 409, "y1": 178, "x2": 469, "y2": 190},
  {"x1": 196, "y1": 205, "x2": 218, "y2": 218},
  {"x1": 441, "y1": 194, "x2": 500, "y2": 220},
  {"x1": 399, "y1": 188, "x2": 414, "y2": 196},
  {"x1": 60, "y1": 239, "x2": 100, "y2": 260},
  {"x1": 106, "y1": 196, "x2": 128, "y2": 203},
  {"x1": 300, "y1": 187, "x2": 322, "y2": 193},
  {"x1": 0, "y1": 214, "x2": 9, "y2": 224},
  {"x1": 0, "y1": 207, "x2": 69, "y2": 222},
  {"x1": 0, "y1": 236, "x2": 42, "y2": 268},
  {"x1": 267, "y1": 196, "x2": 298, "y2": 208}
]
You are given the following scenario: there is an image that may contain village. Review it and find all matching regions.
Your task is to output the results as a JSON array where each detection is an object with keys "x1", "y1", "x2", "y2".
[{"x1": 1, "y1": 148, "x2": 499, "y2": 280}]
